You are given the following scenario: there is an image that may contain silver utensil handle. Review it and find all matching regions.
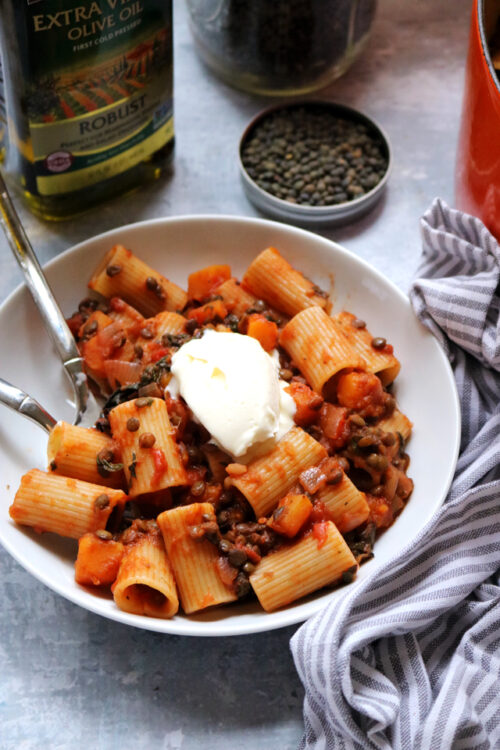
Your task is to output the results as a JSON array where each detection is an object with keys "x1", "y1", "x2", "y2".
[
  {"x1": 0, "y1": 171, "x2": 80, "y2": 366},
  {"x1": 0, "y1": 171, "x2": 94, "y2": 425},
  {"x1": 0, "y1": 377, "x2": 57, "y2": 433}
]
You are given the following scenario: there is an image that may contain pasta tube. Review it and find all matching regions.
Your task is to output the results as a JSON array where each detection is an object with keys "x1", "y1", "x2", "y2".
[
  {"x1": 241, "y1": 247, "x2": 328, "y2": 317},
  {"x1": 112, "y1": 528, "x2": 179, "y2": 618},
  {"x1": 250, "y1": 521, "x2": 357, "y2": 611},
  {"x1": 279, "y1": 306, "x2": 365, "y2": 394},
  {"x1": 333, "y1": 311, "x2": 400, "y2": 386},
  {"x1": 157, "y1": 503, "x2": 237, "y2": 614},
  {"x1": 47, "y1": 421, "x2": 125, "y2": 489},
  {"x1": 377, "y1": 409, "x2": 413, "y2": 442},
  {"x1": 88, "y1": 244, "x2": 188, "y2": 316},
  {"x1": 231, "y1": 426, "x2": 327, "y2": 518},
  {"x1": 216, "y1": 278, "x2": 259, "y2": 316},
  {"x1": 315, "y1": 474, "x2": 370, "y2": 533},
  {"x1": 108, "y1": 397, "x2": 187, "y2": 497},
  {"x1": 9, "y1": 469, "x2": 126, "y2": 539}
]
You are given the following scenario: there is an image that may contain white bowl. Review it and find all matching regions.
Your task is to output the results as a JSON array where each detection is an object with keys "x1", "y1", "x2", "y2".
[{"x1": 0, "y1": 215, "x2": 460, "y2": 636}]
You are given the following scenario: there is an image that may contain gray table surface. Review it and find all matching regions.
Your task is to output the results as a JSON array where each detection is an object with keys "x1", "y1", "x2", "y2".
[{"x1": 0, "y1": 1, "x2": 471, "y2": 748}]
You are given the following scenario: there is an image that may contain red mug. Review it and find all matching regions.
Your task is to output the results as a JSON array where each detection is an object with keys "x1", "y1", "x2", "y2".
[{"x1": 455, "y1": 0, "x2": 500, "y2": 238}]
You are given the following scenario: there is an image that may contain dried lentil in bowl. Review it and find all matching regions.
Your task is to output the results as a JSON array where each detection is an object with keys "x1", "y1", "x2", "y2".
[{"x1": 240, "y1": 104, "x2": 389, "y2": 208}]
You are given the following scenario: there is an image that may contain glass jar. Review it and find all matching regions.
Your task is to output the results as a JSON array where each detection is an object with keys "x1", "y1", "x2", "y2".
[{"x1": 186, "y1": 0, "x2": 377, "y2": 96}]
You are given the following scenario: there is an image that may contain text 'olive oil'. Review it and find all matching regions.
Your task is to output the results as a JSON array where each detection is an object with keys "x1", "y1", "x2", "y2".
[{"x1": 0, "y1": 0, "x2": 174, "y2": 219}]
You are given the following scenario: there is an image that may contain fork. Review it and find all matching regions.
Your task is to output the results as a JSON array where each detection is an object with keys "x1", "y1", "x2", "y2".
[
  {"x1": 0, "y1": 171, "x2": 101, "y2": 428},
  {"x1": 0, "y1": 377, "x2": 57, "y2": 432}
]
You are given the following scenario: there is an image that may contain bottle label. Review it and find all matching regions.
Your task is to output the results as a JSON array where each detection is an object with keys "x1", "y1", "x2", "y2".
[
  {"x1": 0, "y1": 60, "x2": 5, "y2": 157},
  {"x1": 19, "y1": 0, "x2": 173, "y2": 196}
]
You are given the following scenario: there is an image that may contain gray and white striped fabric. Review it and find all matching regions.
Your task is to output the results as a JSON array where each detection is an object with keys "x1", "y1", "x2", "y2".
[{"x1": 290, "y1": 198, "x2": 500, "y2": 750}]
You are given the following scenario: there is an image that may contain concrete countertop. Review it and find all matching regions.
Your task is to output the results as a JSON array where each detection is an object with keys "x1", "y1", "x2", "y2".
[{"x1": 0, "y1": 2, "x2": 471, "y2": 748}]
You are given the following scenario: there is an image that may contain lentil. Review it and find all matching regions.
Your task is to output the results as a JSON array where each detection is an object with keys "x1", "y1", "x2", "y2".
[
  {"x1": 326, "y1": 469, "x2": 343, "y2": 485},
  {"x1": 225, "y1": 314, "x2": 239, "y2": 332},
  {"x1": 135, "y1": 397, "x2": 153, "y2": 408},
  {"x1": 106, "y1": 264, "x2": 122, "y2": 277},
  {"x1": 219, "y1": 539, "x2": 232, "y2": 554},
  {"x1": 235, "y1": 574, "x2": 251, "y2": 598},
  {"x1": 371, "y1": 337, "x2": 387, "y2": 350},
  {"x1": 349, "y1": 414, "x2": 366, "y2": 427},
  {"x1": 187, "y1": 445, "x2": 204, "y2": 464},
  {"x1": 145, "y1": 276, "x2": 165, "y2": 299},
  {"x1": 382, "y1": 432, "x2": 396, "y2": 446},
  {"x1": 83, "y1": 320, "x2": 98, "y2": 337},
  {"x1": 188, "y1": 525, "x2": 204, "y2": 540},
  {"x1": 241, "y1": 105, "x2": 388, "y2": 208},
  {"x1": 279, "y1": 368, "x2": 294, "y2": 381},
  {"x1": 366, "y1": 453, "x2": 388, "y2": 471},
  {"x1": 126, "y1": 417, "x2": 140, "y2": 432},
  {"x1": 357, "y1": 435, "x2": 376, "y2": 449},
  {"x1": 139, "y1": 432, "x2": 156, "y2": 449},
  {"x1": 138, "y1": 383, "x2": 162, "y2": 399},
  {"x1": 228, "y1": 548, "x2": 247, "y2": 567},
  {"x1": 79, "y1": 298, "x2": 98, "y2": 313},
  {"x1": 191, "y1": 480, "x2": 206, "y2": 497},
  {"x1": 95, "y1": 529, "x2": 112, "y2": 540},
  {"x1": 94, "y1": 493, "x2": 110, "y2": 510},
  {"x1": 111, "y1": 332, "x2": 125, "y2": 349},
  {"x1": 250, "y1": 299, "x2": 266, "y2": 312},
  {"x1": 185, "y1": 318, "x2": 197, "y2": 334}
]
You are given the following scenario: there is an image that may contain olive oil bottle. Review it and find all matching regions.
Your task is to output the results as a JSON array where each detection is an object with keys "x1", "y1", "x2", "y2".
[{"x1": 0, "y1": 0, "x2": 174, "y2": 220}]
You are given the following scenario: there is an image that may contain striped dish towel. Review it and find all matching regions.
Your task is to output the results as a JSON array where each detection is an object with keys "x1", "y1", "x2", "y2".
[{"x1": 290, "y1": 198, "x2": 500, "y2": 750}]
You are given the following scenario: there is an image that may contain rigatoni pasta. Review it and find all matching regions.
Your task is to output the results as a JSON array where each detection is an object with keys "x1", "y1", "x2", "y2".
[
  {"x1": 112, "y1": 526, "x2": 179, "y2": 618},
  {"x1": 216, "y1": 278, "x2": 260, "y2": 316},
  {"x1": 47, "y1": 421, "x2": 125, "y2": 489},
  {"x1": 157, "y1": 503, "x2": 237, "y2": 614},
  {"x1": 9, "y1": 243, "x2": 414, "y2": 623},
  {"x1": 279, "y1": 306, "x2": 365, "y2": 394},
  {"x1": 315, "y1": 474, "x2": 370, "y2": 533},
  {"x1": 242, "y1": 246, "x2": 329, "y2": 317},
  {"x1": 108, "y1": 397, "x2": 187, "y2": 497},
  {"x1": 9, "y1": 469, "x2": 126, "y2": 539},
  {"x1": 232, "y1": 426, "x2": 327, "y2": 518},
  {"x1": 88, "y1": 244, "x2": 188, "y2": 316},
  {"x1": 250, "y1": 522, "x2": 357, "y2": 612},
  {"x1": 377, "y1": 409, "x2": 413, "y2": 442},
  {"x1": 333, "y1": 311, "x2": 400, "y2": 386}
]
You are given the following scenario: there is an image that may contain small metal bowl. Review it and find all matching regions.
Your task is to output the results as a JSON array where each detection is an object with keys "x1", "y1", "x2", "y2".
[{"x1": 239, "y1": 100, "x2": 392, "y2": 227}]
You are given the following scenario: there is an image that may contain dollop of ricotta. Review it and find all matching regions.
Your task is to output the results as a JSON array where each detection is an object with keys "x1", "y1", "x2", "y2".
[{"x1": 168, "y1": 330, "x2": 295, "y2": 460}]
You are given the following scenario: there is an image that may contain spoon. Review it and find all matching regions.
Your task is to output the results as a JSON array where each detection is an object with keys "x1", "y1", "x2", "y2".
[{"x1": 0, "y1": 171, "x2": 100, "y2": 427}]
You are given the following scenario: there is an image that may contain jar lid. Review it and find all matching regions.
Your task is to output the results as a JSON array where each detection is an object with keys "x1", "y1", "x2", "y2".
[{"x1": 239, "y1": 100, "x2": 392, "y2": 227}]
